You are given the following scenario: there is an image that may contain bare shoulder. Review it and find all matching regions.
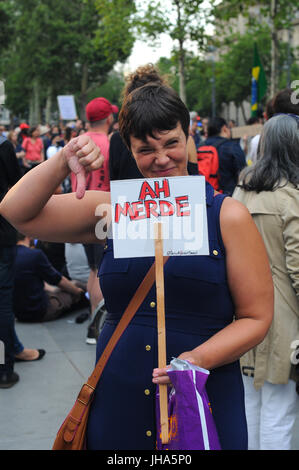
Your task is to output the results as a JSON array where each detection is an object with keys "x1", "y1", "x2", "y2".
[{"x1": 219, "y1": 196, "x2": 253, "y2": 232}]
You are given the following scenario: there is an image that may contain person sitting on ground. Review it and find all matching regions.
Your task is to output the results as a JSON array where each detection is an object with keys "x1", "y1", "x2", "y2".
[{"x1": 13, "y1": 233, "x2": 85, "y2": 322}]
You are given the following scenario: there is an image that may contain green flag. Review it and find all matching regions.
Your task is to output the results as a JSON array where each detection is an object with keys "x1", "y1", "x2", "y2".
[{"x1": 251, "y1": 43, "x2": 267, "y2": 116}]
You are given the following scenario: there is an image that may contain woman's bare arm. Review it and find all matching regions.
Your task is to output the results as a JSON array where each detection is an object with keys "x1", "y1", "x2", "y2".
[{"x1": 0, "y1": 134, "x2": 111, "y2": 243}]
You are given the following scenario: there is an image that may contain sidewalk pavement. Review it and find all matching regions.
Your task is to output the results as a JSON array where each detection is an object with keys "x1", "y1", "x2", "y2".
[{"x1": 0, "y1": 308, "x2": 298, "y2": 450}]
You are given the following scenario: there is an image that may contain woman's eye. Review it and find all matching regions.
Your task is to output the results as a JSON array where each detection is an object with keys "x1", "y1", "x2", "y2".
[{"x1": 167, "y1": 140, "x2": 178, "y2": 147}]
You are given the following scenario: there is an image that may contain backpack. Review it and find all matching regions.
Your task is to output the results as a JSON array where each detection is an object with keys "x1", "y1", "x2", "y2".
[{"x1": 197, "y1": 140, "x2": 224, "y2": 191}]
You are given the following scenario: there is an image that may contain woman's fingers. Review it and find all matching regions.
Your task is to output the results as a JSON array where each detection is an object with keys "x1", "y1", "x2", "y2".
[
  {"x1": 75, "y1": 169, "x2": 87, "y2": 200},
  {"x1": 62, "y1": 135, "x2": 104, "y2": 199},
  {"x1": 77, "y1": 146, "x2": 104, "y2": 172},
  {"x1": 152, "y1": 366, "x2": 171, "y2": 385}
]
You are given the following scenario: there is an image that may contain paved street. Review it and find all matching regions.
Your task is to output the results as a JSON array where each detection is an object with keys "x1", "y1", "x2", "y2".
[{"x1": 0, "y1": 308, "x2": 298, "y2": 451}]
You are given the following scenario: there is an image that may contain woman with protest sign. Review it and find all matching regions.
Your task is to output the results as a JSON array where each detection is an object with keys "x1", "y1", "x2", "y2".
[{"x1": 0, "y1": 76, "x2": 273, "y2": 450}]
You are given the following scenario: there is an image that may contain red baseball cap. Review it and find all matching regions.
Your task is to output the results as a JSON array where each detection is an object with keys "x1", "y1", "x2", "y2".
[
  {"x1": 85, "y1": 97, "x2": 118, "y2": 122},
  {"x1": 19, "y1": 123, "x2": 30, "y2": 129}
]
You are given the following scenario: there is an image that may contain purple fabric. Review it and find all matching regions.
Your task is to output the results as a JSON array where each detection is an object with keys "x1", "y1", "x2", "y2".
[{"x1": 156, "y1": 368, "x2": 221, "y2": 450}]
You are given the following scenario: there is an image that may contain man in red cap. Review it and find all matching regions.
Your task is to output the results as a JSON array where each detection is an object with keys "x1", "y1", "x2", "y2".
[
  {"x1": 71, "y1": 97, "x2": 118, "y2": 344},
  {"x1": 19, "y1": 123, "x2": 30, "y2": 130}
]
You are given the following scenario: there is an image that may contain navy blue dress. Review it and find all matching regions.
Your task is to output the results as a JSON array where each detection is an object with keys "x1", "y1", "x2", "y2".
[{"x1": 86, "y1": 182, "x2": 248, "y2": 450}]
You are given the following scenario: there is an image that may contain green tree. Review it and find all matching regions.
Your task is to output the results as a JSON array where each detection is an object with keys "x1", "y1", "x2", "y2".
[
  {"x1": 212, "y1": 0, "x2": 299, "y2": 96},
  {"x1": 135, "y1": 0, "x2": 212, "y2": 103},
  {"x1": 1, "y1": 0, "x2": 136, "y2": 123}
]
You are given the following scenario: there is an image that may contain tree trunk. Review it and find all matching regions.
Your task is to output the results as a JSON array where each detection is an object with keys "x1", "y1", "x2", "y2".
[
  {"x1": 240, "y1": 101, "x2": 248, "y2": 124},
  {"x1": 178, "y1": 42, "x2": 187, "y2": 104},
  {"x1": 80, "y1": 63, "x2": 88, "y2": 121},
  {"x1": 175, "y1": 0, "x2": 186, "y2": 104},
  {"x1": 270, "y1": 0, "x2": 279, "y2": 97},
  {"x1": 29, "y1": 94, "x2": 34, "y2": 126},
  {"x1": 45, "y1": 85, "x2": 52, "y2": 124},
  {"x1": 32, "y1": 79, "x2": 41, "y2": 125}
]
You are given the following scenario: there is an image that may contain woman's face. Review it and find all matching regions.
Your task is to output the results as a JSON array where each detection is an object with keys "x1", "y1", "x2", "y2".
[
  {"x1": 32, "y1": 128, "x2": 40, "y2": 138},
  {"x1": 11, "y1": 131, "x2": 17, "y2": 143},
  {"x1": 130, "y1": 123, "x2": 188, "y2": 179}
]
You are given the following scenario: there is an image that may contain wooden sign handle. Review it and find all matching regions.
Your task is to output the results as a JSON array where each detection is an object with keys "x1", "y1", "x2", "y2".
[{"x1": 154, "y1": 222, "x2": 169, "y2": 444}]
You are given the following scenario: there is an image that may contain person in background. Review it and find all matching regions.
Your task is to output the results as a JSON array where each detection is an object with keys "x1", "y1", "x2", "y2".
[
  {"x1": 17, "y1": 123, "x2": 30, "y2": 145},
  {"x1": 75, "y1": 119, "x2": 84, "y2": 133},
  {"x1": 200, "y1": 117, "x2": 209, "y2": 140},
  {"x1": 71, "y1": 97, "x2": 117, "y2": 345},
  {"x1": 13, "y1": 233, "x2": 85, "y2": 323},
  {"x1": 189, "y1": 112, "x2": 201, "y2": 151},
  {"x1": 203, "y1": 117, "x2": 246, "y2": 195},
  {"x1": 22, "y1": 126, "x2": 44, "y2": 170},
  {"x1": 0, "y1": 136, "x2": 44, "y2": 388},
  {"x1": 0, "y1": 125, "x2": 7, "y2": 137},
  {"x1": 65, "y1": 243, "x2": 90, "y2": 288},
  {"x1": 241, "y1": 116, "x2": 261, "y2": 162},
  {"x1": 7, "y1": 130, "x2": 26, "y2": 175},
  {"x1": 233, "y1": 114, "x2": 299, "y2": 450},
  {"x1": 46, "y1": 133, "x2": 63, "y2": 159},
  {"x1": 39, "y1": 125, "x2": 51, "y2": 155}
]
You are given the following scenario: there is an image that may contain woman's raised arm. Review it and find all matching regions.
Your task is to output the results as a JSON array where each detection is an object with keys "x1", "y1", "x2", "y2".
[{"x1": 0, "y1": 134, "x2": 111, "y2": 244}]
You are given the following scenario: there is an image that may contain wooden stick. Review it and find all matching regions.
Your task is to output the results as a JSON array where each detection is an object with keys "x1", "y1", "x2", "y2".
[{"x1": 154, "y1": 222, "x2": 169, "y2": 444}]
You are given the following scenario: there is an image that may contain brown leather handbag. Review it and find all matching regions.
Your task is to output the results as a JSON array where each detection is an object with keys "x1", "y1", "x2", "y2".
[{"x1": 52, "y1": 258, "x2": 168, "y2": 450}]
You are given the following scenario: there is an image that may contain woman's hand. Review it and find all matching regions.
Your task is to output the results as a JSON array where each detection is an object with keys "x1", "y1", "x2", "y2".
[
  {"x1": 152, "y1": 351, "x2": 198, "y2": 385},
  {"x1": 62, "y1": 134, "x2": 104, "y2": 199}
]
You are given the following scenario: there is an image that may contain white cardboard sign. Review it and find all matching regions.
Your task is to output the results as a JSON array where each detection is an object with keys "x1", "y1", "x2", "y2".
[
  {"x1": 57, "y1": 95, "x2": 77, "y2": 120},
  {"x1": 110, "y1": 175, "x2": 209, "y2": 258}
]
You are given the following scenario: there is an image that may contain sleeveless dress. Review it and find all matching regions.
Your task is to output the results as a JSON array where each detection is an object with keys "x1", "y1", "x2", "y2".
[{"x1": 86, "y1": 182, "x2": 248, "y2": 450}]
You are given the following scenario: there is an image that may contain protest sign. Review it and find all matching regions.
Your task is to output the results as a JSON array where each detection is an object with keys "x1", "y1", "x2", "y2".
[
  {"x1": 57, "y1": 95, "x2": 77, "y2": 120},
  {"x1": 231, "y1": 124, "x2": 263, "y2": 139},
  {"x1": 109, "y1": 175, "x2": 209, "y2": 258}
]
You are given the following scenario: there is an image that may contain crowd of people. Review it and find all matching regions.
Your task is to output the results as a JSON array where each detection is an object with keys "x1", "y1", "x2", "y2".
[{"x1": 0, "y1": 65, "x2": 298, "y2": 451}]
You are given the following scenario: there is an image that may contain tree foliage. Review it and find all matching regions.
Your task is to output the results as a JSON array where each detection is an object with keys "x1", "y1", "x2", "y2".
[
  {"x1": 134, "y1": 0, "x2": 212, "y2": 102},
  {"x1": 0, "y1": 0, "x2": 136, "y2": 121},
  {"x1": 211, "y1": 0, "x2": 299, "y2": 95}
]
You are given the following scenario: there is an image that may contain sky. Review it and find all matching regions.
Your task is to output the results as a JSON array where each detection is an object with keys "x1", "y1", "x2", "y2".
[{"x1": 125, "y1": 34, "x2": 174, "y2": 72}]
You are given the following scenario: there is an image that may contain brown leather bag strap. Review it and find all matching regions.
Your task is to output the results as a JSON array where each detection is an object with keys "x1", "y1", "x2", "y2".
[{"x1": 78, "y1": 256, "x2": 169, "y2": 393}]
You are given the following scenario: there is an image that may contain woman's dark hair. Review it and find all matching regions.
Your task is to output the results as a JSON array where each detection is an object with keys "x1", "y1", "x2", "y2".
[
  {"x1": 29, "y1": 126, "x2": 38, "y2": 137},
  {"x1": 119, "y1": 83, "x2": 190, "y2": 149},
  {"x1": 64, "y1": 127, "x2": 72, "y2": 142},
  {"x1": 238, "y1": 114, "x2": 299, "y2": 192},
  {"x1": 122, "y1": 63, "x2": 169, "y2": 99}
]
